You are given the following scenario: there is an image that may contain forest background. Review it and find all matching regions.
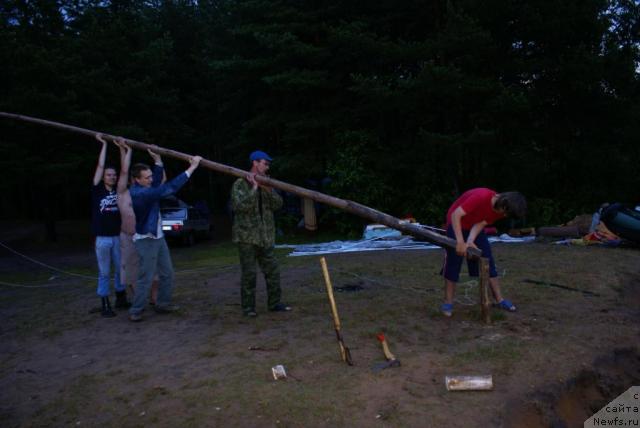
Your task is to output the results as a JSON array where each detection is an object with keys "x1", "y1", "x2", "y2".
[{"x1": 1, "y1": 0, "x2": 639, "y2": 235}]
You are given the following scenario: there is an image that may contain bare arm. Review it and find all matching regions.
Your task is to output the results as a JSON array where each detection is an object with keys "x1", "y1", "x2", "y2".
[
  {"x1": 114, "y1": 138, "x2": 132, "y2": 194},
  {"x1": 466, "y1": 220, "x2": 488, "y2": 250},
  {"x1": 147, "y1": 146, "x2": 164, "y2": 187},
  {"x1": 450, "y1": 206, "x2": 468, "y2": 256},
  {"x1": 185, "y1": 156, "x2": 202, "y2": 176},
  {"x1": 147, "y1": 145, "x2": 163, "y2": 166},
  {"x1": 92, "y1": 134, "x2": 107, "y2": 186}
]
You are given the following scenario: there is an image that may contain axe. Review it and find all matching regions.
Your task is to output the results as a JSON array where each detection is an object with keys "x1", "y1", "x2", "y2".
[
  {"x1": 373, "y1": 332, "x2": 401, "y2": 371},
  {"x1": 320, "y1": 257, "x2": 353, "y2": 366}
]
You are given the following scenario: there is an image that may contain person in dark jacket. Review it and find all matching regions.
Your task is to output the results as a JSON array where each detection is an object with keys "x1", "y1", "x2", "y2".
[{"x1": 128, "y1": 149, "x2": 201, "y2": 322}]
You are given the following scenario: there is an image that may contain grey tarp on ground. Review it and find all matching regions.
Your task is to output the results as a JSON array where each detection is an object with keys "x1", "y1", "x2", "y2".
[{"x1": 278, "y1": 234, "x2": 535, "y2": 257}]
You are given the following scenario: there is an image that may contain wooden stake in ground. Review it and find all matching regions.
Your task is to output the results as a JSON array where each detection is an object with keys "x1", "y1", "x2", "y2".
[
  {"x1": 479, "y1": 257, "x2": 491, "y2": 324},
  {"x1": 320, "y1": 257, "x2": 353, "y2": 366},
  {"x1": 0, "y1": 112, "x2": 482, "y2": 258}
]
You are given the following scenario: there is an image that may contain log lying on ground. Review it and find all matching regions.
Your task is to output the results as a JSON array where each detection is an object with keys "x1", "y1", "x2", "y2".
[
  {"x1": 536, "y1": 226, "x2": 580, "y2": 238},
  {"x1": 0, "y1": 112, "x2": 481, "y2": 257}
]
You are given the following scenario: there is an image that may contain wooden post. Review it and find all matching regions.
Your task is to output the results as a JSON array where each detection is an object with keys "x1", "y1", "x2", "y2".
[
  {"x1": 479, "y1": 257, "x2": 491, "y2": 324},
  {"x1": 0, "y1": 112, "x2": 483, "y2": 258}
]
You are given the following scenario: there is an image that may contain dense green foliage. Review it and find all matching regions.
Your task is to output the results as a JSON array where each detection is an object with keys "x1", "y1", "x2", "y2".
[{"x1": 1, "y1": 0, "x2": 639, "y2": 230}]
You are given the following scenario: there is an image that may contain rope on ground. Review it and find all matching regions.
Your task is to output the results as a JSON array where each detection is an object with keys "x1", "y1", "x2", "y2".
[
  {"x1": 455, "y1": 279, "x2": 478, "y2": 306},
  {"x1": 0, "y1": 240, "x2": 238, "y2": 289},
  {"x1": 174, "y1": 263, "x2": 237, "y2": 276},
  {"x1": 0, "y1": 264, "x2": 237, "y2": 290},
  {"x1": 0, "y1": 240, "x2": 96, "y2": 279},
  {"x1": 0, "y1": 278, "x2": 89, "y2": 289}
]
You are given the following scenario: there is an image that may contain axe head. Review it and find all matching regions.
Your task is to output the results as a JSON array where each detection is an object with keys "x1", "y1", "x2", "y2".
[{"x1": 372, "y1": 358, "x2": 401, "y2": 372}]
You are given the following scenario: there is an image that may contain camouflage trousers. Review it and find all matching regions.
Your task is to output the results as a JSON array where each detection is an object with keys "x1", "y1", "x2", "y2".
[{"x1": 237, "y1": 243, "x2": 281, "y2": 312}]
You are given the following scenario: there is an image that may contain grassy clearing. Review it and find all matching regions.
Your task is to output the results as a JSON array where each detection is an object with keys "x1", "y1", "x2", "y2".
[{"x1": 1, "y1": 240, "x2": 640, "y2": 427}]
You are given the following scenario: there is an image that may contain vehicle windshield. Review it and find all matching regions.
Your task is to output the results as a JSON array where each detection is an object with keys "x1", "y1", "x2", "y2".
[{"x1": 161, "y1": 208, "x2": 187, "y2": 220}]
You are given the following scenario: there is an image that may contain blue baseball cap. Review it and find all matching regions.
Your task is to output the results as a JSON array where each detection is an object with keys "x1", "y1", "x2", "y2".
[{"x1": 249, "y1": 150, "x2": 273, "y2": 162}]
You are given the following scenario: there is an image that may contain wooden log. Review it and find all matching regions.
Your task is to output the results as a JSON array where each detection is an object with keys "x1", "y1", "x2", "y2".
[
  {"x1": 0, "y1": 112, "x2": 481, "y2": 257},
  {"x1": 536, "y1": 225, "x2": 580, "y2": 238},
  {"x1": 479, "y1": 257, "x2": 491, "y2": 324}
]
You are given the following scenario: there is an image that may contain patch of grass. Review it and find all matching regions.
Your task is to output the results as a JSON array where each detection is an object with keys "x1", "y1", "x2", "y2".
[
  {"x1": 491, "y1": 310, "x2": 507, "y2": 322},
  {"x1": 113, "y1": 394, "x2": 130, "y2": 404},
  {"x1": 199, "y1": 349, "x2": 218, "y2": 358},
  {"x1": 171, "y1": 241, "x2": 240, "y2": 269},
  {"x1": 6, "y1": 239, "x2": 640, "y2": 427},
  {"x1": 143, "y1": 386, "x2": 171, "y2": 401},
  {"x1": 31, "y1": 373, "x2": 102, "y2": 425},
  {"x1": 127, "y1": 372, "x2": 151, "y2": 383},
  {"x1": 450, "y1": 340, "x2": 523, "y2": 366},
  {"x1": 276, "y1": 230, "x2": 347, "y2": 245}
]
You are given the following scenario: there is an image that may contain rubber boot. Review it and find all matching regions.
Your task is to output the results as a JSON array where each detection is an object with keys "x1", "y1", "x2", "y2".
[
  {"x1": 101, "y1": 297, "x2": 116, "y2": 318},
  {"x1": 115, "y1": 290, "x2": 131, "y2": 309}
]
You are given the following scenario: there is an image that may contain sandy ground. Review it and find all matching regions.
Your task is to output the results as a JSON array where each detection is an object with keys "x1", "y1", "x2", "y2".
[{"x1": 1, "y1": 232, "x2": 639, "y2": 427}]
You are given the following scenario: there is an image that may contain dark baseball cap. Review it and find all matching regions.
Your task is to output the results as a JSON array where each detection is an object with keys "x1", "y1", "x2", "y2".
[{"x1": 249, "y1": 150, "x2": 273, "y2": 162}]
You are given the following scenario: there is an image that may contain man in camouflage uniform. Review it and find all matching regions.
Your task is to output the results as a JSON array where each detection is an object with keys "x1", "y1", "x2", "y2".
[{"x1": 232, "y1": 150, "x2": 291, "y2": 317}]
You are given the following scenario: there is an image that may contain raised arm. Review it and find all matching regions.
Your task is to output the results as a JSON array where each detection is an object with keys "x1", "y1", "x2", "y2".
[
  {"x1": 131, "y1": 156, "x2": 202, "y2": 202},
  {"x1": 147, "y1": 146, "x2": 164, "y2": 187},
  {"x1": 114, "y1": 138, "x2": 132, "y2": 194},
  {"x1": 185, "y1": 155, "x2": 202, "y2": 176},
  {"x1": 92, "y1": 133, "x2": 107, "y2": 186}
]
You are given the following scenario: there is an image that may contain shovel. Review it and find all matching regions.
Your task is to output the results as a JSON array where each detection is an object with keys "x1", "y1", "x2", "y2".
[{"x1": 320, "y1": 257, "x2": 353, "y2": 366}]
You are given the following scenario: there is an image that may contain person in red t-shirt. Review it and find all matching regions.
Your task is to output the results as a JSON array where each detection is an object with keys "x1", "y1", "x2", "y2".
[{"x1": 441, "y1": 188, "x2": 526, "y2": 317}]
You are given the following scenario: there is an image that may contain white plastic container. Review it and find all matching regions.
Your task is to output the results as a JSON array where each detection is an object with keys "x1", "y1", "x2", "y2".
[
  {"x1": 445, "y1": 375, "x2": 493, "y2": 391},
  {"x1": 271, "y1": 365, "x2": 287, "y2": 380}
]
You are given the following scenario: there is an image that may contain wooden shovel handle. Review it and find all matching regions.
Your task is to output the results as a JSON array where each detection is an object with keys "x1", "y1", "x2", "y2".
[{"x1": 320, "y1": 257, "x2": 341, "y2": 330}]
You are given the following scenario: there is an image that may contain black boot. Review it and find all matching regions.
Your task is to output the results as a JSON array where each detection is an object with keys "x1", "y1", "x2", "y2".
[
  {"x1": 101, "y1": 297, "x2": 116, "y2": 318},
  {"x1": 115, "y1": 290, "x2": 131, "y2": 309}
]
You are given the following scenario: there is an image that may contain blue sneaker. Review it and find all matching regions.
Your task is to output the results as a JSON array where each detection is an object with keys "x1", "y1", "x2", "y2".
[
  {"x1": 495, "y1": 299, "x2": 517, "y2": 312},
  {"x1": 441, "y1": 303, "x2": 453, "y2": 317}
]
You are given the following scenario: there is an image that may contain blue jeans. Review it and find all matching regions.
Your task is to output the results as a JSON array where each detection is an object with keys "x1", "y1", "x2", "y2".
[
  {"x1": 130, "y1": 238, "x2": 174, "y2": 315},
  {"x1": 95, "y1": 235, "x2": 125, "y2": 297}
]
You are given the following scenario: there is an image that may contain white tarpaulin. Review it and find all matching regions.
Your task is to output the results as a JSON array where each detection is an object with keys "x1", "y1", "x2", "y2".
[{"x1": 278, "y1": 234, "x2": 535, "y2": 257}]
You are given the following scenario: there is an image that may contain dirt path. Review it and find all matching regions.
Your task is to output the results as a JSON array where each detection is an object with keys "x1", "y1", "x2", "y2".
[{"x1": 1, "y1": 241, "x2": 639, "y2": 427}]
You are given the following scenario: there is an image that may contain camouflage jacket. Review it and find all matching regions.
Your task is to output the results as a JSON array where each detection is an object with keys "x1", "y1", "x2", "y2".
[{"x1": 231, "y1": 178, "x2": 283, "y2": 247}]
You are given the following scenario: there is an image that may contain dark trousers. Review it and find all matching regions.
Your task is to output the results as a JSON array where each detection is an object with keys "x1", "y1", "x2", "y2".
[
  {"x1": 442, "y1": 225, "x2": 498, "y2": 282},
  {"x1": 238, "y1": 243, "x2": 281, "y2": 311},
  {"x1": 130, "y1": 237, "x2": 174, "y2": 315}
]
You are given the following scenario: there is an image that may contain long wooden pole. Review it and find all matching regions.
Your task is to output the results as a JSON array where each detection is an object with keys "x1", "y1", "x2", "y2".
[{"x1": 0, "y1": 112, "x2": 481, "y2": 257}]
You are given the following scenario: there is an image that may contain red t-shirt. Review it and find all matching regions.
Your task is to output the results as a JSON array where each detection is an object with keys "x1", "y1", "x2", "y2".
[{"x1": 446, "y1": 188, "x2": 505, "y2": 230}]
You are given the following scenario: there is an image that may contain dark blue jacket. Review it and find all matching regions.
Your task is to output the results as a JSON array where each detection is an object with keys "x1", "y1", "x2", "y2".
[{"x1": 130, "y1": 165, "x2": 189, "y2": 236}]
